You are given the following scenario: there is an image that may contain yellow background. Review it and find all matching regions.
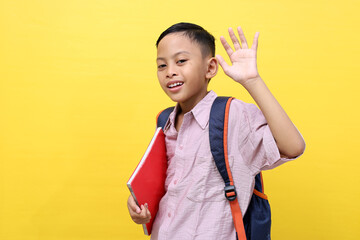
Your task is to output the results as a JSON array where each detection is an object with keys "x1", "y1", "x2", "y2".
[{"x1": 1, "y1": 0, "x2": 359, "y2": 239}]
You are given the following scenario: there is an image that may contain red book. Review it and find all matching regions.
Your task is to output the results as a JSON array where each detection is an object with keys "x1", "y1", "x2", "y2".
[{"x1": 127, "y1": 127, "x2": 167, "y2": 235}]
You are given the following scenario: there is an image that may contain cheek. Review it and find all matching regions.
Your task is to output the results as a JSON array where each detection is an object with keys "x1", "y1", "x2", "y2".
[
  {"x1": 157, "y1": 73, "x2": 167, "y2": 89},
  {"x1": 157, "y1": 72, "x2": 163, "y2": 83}
]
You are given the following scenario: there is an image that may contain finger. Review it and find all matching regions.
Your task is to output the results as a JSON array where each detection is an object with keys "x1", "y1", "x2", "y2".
[
  {"x1": 216, "y1": 54, "x2": 230, "y2": 73},
  {"x1": 129, "y1": 196, "x2": 141, "y2": 214},
  {"x1": 237, "y1": 26, "x2": 248, "y2": 49},
  {"x1": 134, "y1": 205, "x2": 141, "y2": 214},
  {"x1": 140, "y1": 205, "x2": 148, "y2": 219},
  {"x1": 219, "y1": 36, "x2": 234, "y2": 57},
  {"x1": 228, "y1": 27, "x2": 241, "y2": 50},
  {"x1": 145, "y1": 203, "x2": 152, "y2": 219},
  {"x1": 128, "y1": 195, "x2": 141, "y2": 214},
  {"x1": 251, "y1": 32, "x2": 260, "y2": 51},
  {"x1": 132, "y1": 204, "x2": 151, "y2": 224}
]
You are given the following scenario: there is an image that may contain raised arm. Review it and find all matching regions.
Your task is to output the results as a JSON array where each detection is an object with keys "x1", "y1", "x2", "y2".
[{"x1": 216, "y1": 27, "x2": 305, "y2": 158}]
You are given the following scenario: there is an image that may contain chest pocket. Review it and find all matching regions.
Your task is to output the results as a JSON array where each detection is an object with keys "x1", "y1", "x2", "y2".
[{"x1": 186, "y1": 156, "x2": 234, "y2": 202}]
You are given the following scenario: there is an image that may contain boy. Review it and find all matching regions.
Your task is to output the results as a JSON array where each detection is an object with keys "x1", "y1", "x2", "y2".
[{"x1": 127, "y1": 22, "x2": 305, "y2": 239}]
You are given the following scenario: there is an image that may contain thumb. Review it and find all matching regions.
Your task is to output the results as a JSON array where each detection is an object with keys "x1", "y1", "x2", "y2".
[{"x1": 128, "y1": 195, "x2": 141, "y2": 214}]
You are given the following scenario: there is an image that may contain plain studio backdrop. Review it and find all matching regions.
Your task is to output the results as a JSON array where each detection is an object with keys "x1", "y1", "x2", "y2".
[{"x1": 0, "y1": 0, "x2": 359, "y2": 239}]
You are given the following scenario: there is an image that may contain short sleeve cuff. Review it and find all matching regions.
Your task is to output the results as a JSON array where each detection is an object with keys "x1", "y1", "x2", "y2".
[{"x1": 261, "y1": 126, "x2": 302, "y2": 171}]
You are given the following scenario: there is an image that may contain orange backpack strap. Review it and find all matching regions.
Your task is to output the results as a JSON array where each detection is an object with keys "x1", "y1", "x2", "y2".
[
  {"x1": 209, "y1": 97, "x2": 247, "y2": 240},
  {"x1": 210, "y1": 96, "x2": 272, "y2": 240}
]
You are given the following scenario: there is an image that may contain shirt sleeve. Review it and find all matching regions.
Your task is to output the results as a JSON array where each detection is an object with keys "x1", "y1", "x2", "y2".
[{"x1": 232, "y1": 101, "x2": 299, "y2": 175}]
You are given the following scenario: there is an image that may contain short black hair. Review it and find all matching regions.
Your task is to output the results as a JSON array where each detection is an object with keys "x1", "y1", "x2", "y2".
[{"x1": 156, "y1": 22, "x2": 215, "y2": 58}]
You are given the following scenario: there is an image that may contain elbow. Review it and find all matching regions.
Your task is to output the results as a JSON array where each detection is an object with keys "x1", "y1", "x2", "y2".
[
  {"x1": 281, "y1": 138, "x2": 306, "y2": 159},
  {"x1": 293, "y1": 139, "x2": 306, "y2": 158}
]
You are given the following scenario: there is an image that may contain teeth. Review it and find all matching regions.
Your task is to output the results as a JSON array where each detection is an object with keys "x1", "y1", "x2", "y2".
[{"x1": 168, "y1": 82, "x2": 183, "y2": 88}]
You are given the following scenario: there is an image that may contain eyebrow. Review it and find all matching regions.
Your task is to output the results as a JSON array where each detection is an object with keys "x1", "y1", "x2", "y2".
[{"x1": 156, "y1": 51, "x2": 190, "y2": 61}]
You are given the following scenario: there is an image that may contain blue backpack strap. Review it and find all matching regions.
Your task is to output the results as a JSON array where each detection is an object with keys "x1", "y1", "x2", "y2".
[
  {"x1": 209, "y1": 96, "x2": 247, "y2": 240},
  {"x1": 209, "y1": 97, "x2": 234, "y2": 189},
  {"x1": 156, "y1": 107, "x2": 175, "y2": 129},
  {"x1": 209, "y1": 97, "x2": 271, "y2": 240}
]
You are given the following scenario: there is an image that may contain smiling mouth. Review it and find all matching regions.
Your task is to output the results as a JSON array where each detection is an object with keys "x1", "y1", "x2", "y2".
[{"x1": 167, "y1": 82, "x2": 184, "y2": 88}]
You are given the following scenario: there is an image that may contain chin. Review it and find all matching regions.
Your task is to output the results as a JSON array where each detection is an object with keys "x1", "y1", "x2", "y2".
[
  {"x1": 168, "y1": 96, "x2": 182, "y2": 103},
  {"x1": 165, "y1": 92, "x2": 184, "y2": 103}
]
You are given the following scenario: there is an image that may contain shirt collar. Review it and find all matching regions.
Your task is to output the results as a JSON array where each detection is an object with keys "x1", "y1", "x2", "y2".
[
  {"x1": 164, "y1": 90, "x2": 217, "y2": 131},
  {"x1": 164, "y1": 105, "x2": 179, "y2": 132},
  {"x1": 191, "y1": 90, "x2": 217, "y2": 129}
]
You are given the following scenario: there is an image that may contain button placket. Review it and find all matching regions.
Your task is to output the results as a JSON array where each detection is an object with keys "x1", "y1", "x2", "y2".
[{"x1": 176, "y1": 113, "x2": 190, "y2": 153}]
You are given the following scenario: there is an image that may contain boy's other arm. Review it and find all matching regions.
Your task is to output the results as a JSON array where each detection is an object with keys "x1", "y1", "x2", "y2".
[{"x1": 217, "y1": 27, "x2": 305, "y2": 158}]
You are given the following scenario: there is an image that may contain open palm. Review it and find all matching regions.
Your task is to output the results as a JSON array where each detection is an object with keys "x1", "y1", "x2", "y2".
[{"x1": 216, "y1": 27, "x2": 260, "y2": 85}]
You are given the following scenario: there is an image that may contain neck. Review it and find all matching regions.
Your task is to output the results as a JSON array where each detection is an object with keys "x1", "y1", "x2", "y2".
[{"x1": 179, "y1": 90, "x2": 208, "y2": 114}]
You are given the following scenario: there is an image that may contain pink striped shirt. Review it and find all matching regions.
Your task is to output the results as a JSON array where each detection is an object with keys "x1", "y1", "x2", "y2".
[{"x1": 151, "y1": 91, "x2": 296, "y2": 240}]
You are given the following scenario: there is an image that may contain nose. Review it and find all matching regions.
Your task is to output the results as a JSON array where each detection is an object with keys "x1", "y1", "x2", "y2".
[{"x1": 166, "y1": 64, "x2": 177, "y2": 78}]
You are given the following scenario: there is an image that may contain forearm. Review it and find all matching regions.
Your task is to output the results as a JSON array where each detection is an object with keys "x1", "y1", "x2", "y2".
[
  {"x1": 243, "y1": 76, "x2": 305, "y2": 158},
  {"x1": 217, "y1": 26, "x2": 305, "y2": 157}
]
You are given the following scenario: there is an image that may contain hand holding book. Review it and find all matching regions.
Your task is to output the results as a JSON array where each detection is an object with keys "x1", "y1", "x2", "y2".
[
  {"x1": 127, "y1": 127, "x2": 167, "y2": 235},
  {"x1": 127, "y1": 195, "x2": 151, "y2": 224}
]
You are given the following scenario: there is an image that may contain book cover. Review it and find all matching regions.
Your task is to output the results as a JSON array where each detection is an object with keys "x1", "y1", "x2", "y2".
[{"x1": 127, "y1": 127, "x2": 167, "y2": 235}]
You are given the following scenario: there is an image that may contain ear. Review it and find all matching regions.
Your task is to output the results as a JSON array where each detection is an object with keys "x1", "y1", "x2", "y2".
[{"x1": 205, "y1": 57, "x2": 218, "y2": 80}]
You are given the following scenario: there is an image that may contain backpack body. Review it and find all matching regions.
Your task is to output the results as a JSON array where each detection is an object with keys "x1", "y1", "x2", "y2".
[{"x1": 156, "y1": 96, "x2": 271, "y2": 240}]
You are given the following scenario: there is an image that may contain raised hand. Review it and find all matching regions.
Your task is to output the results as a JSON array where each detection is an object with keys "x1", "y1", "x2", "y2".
[{"x1": 216, "y1": 27, "x2": 260, "y2": 86}]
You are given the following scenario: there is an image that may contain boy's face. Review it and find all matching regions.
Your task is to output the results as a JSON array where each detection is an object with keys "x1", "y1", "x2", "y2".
[{"x1": 156, "y1": 33, "x2": 214, "y2": 110}]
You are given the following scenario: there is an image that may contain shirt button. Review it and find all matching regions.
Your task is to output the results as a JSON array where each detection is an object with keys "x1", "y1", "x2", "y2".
[
  {"x1": 168, "y1": 212, "x2": 172, "y2": 218},
  {"x1": 179, "y1": 145, "x2": 183, "y2": 150},
  {"x1": 174, "y1": 180, "x2": 177, "y2": 185}
]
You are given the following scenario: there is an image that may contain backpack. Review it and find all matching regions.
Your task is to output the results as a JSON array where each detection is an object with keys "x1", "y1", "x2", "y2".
[{"x1": 156, "y1": 96, "x2": 271, "y2": 240}]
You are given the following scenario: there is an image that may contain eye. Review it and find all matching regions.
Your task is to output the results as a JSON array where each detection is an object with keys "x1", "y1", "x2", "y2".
[
  {"x1": 158, "y1": 64, "x2": 166, "y2": 69},
  {"x1": 177, "y1": 59, "x2": 187, "y2": 64}
]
